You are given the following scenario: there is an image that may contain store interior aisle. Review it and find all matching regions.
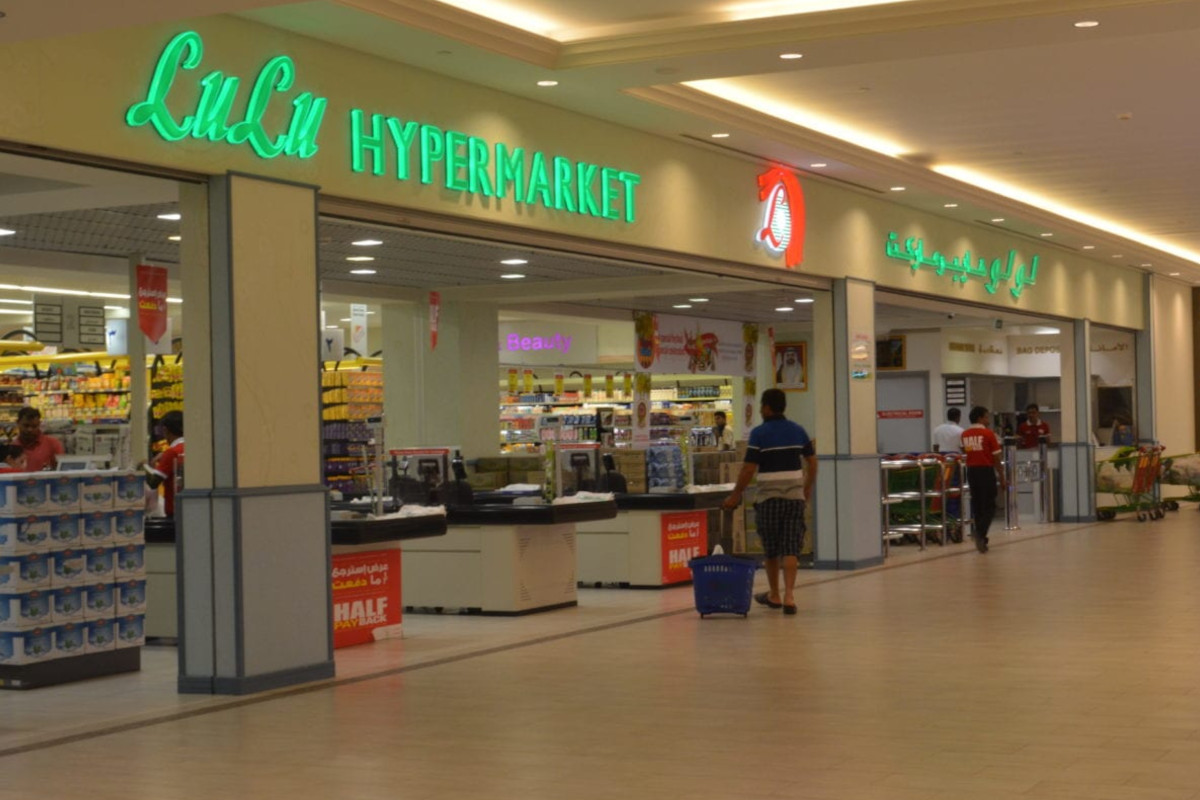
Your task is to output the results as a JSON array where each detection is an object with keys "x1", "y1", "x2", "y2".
[{"x1": 3, "y1": 513, "x2": 1200, "y2": 799}]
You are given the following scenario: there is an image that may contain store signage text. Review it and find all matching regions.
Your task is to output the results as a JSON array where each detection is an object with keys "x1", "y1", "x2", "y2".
[
  {"x1": 948, "y1": 342, "x2": 1004, "y2": 355},
  {"x1": 125, "y1": 31, "x2": 641, "y2": 224},
  {"x1": 885, "y1": 232, "x2": 1039, "y2": 298},
  {"x1": 502, "y1": 333, "x2": 574, "y2": 354},
  {"x1": 756, "y1": 167, "x2": 806, "y2": 269}
]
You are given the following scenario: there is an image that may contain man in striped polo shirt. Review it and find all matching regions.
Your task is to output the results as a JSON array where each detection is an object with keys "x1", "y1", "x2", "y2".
[{"x1": 723, "y1": 389, "x2": 817, "y2": 615}]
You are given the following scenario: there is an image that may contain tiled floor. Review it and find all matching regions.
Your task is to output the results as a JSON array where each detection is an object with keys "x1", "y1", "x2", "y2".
[{"x1": 4, "y1": 514, "x2": 1200, "y2": 798}]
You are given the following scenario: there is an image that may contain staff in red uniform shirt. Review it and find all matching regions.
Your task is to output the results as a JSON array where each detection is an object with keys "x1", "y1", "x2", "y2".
[
  {"x1": 16, "y1": 407, "x2": 64, "y2": 471},
  {"x1": 961, "y1": 406, "x2": 1006, "y2": 554},
  {"x1": 144, "y1": 411, "x2": 184, "y2": 517},
  {"x1": 1017, "y1": 403, "x2": 1051, "y2": 449}
]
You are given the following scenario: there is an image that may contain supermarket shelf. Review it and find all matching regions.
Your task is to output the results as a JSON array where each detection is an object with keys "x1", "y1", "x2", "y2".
[{"x1": 25, "y1": 389, "x2": 130, "y2": 396}]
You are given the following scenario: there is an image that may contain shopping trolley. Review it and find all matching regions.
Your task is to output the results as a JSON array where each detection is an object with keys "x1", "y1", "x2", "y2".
[{"x1": 1096, "y1": 445, "x2": 1167, "y2": 521}]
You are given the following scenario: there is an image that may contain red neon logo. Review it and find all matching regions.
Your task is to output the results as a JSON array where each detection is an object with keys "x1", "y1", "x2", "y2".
[{"x1": 756, "y1": 166, "x2": 806, "y2": 269}]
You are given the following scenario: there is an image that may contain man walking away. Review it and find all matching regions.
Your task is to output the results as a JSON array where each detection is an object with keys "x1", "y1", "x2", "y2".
[
  {"x1": 932, "y1": 407, "x2": 964, "y2": 453},
  {"x1": 961, "y1": 406, "x2": 1005, "y2": 553},
  {"x1": 723, "y1": 389, "x2": 816, "y2": 615}
]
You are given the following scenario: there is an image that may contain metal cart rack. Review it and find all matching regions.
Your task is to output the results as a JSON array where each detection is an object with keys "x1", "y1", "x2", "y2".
[{"x1": 880, "y1": 455, "x2": 961, "y2": 555}]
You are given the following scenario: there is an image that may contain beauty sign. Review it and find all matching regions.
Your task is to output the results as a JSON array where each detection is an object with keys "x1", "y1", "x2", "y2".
[
  {"x1": 885, "y1": 232, "x2": 1040, "y2": 299},
  {"x1": 661, "y1": 511, "x2": 706, "y2": 584}
]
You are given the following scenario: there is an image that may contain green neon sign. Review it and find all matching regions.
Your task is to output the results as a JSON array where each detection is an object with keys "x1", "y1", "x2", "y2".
[
  {"x1": 885, "y1": 231, "x2": 1039, "y2": 299},
  {"x1": 125, "y1": 31, "x2": 641, "y2": 223}
]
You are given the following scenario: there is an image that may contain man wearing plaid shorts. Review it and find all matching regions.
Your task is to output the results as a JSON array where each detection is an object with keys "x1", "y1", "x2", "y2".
[{"x1": 723, "y1": 389, "x2": 816, "y2": 616}]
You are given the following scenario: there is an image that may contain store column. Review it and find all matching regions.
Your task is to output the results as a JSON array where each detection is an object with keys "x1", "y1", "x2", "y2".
[
  {"x1": 1135, "y1": 273, "x2": 1156, "y2": 445},
  {"x1": 1058, "y1": 320, "x2": 1095, "y2": 522},
  {"x1": 812, "y1": 279, "x2": 883, "y2": 569},
  {"x1": 176, "y1": 174, "x2": 333, "y2": 695},
  {"x1": 382, "y1": 300, "x2": 498, "y2": 457}
]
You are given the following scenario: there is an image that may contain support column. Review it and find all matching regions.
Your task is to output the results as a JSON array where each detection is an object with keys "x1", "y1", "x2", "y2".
[
  {"x1": 1058, "y1": 319, "x2": 1095, "y2": 522},
  {"x1": 382, "y1": 300, "x2": 498, "y2": 457},
  {"x1": 813, "y1": 279, "x2": 883, "y2": 570},
  {"x1": 1135, "y1": 274, "x2": 1156, "y2": 445},
  {"x1": 176, "y1": 174, "x2": 333, "y2": 695}
]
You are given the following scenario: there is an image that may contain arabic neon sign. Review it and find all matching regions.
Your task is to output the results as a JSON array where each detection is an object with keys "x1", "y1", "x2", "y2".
[
  {"x1": 125, "y1": 31, "x2": 642, "y2": 224},
  {"x1": 756, "y1": 167, "x2": 806, "y2": 269},
  {"x1": 885, "y1": 231, "x2": 1039, "y2": 299}
]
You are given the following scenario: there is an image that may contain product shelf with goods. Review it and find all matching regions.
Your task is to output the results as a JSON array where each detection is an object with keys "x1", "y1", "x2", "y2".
[
  {"x1": 321, "y1": 361, "x2": 384, "y2": 495},
  {"x1": 0, "y1": 470, "x2": 148, "y2": 689}
]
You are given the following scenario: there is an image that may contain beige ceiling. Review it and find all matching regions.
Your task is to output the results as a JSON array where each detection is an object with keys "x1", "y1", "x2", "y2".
[{"x1": 0, "y1": 0, "x2": 293, "y2": 43}]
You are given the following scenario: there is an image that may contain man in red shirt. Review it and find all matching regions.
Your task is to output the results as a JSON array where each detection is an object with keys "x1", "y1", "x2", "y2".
[
  {"x1": 145, "y1": 411, "x2": 185, "y2": 517},
  {"x1": 1017, "y1": 403, "x2": 1051, "y2": 449},
  {"x1": 961, "y1": 406, "x2": 1006, "y2": 553},
  {"x1": 16, "y1": 407, "x2": 64, "y2": 471}
]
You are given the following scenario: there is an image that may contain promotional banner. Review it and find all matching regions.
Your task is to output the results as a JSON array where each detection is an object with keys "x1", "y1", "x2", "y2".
[
  {"x1": 583, "y1": 374, "x2": 593, "y2": 398},
  {"x1": 661, "y1": 511, "x2": 707, "y2": 584},
  {"x1": 554, "y1": 373, "x2": 564, "y2": 395},
  {"x1": 633, "y1": 372, "x2": 652, "y2": 447},
  {"x1": 136, "y1": 264, "x2": 169, "y2": 344},
  {"x1": 507, "y1": 368, "x2": 519, "y2": 394},
  {"x1": 639, "y1": 313, "x2": 756, "y2": 377},
  {"x1": 605, "y1": 374, "x2": 615, "y2": 397},
  {"x1": 429, "y1": 291, "x2": 441, "y2": 350},
  {"x1": 523, "y1": 369, "x2": 534, "y2": 394},
  {"x1": 332, "y1": 549, "x2": 402, "y2": 648},
  {"x1": 350, "y1": 303, "x2": 368, "y2": 355},
  {"x1": 321, "y1": 328, "x2": 345, "y2": 361}
]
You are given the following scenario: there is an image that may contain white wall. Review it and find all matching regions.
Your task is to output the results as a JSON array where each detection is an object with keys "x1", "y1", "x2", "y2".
[{"x1": 1152, "y1": 281, "x2": 1194, "y2": 454}]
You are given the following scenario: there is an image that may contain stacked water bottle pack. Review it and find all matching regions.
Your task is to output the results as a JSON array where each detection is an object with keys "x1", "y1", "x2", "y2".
[{"x1": 0, "y1": 471, "x2": 146, "y2": 666}]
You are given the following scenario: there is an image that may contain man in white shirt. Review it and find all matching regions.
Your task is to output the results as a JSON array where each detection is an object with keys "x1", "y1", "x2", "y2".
[
  {"x1": 713, "y1": 411, "x2": 736, "y2": 451},
  {"x1": 932, "y1": 407, "x2": 965, "y2": 453}
]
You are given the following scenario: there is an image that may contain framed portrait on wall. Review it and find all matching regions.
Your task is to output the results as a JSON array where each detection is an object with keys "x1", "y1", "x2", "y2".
[
  {"x1": 773, "y1": 342, "x2": 808, "y2": 391},
  {"x1": 877, "y1": 335, "x2": 907, "y2": 371}
]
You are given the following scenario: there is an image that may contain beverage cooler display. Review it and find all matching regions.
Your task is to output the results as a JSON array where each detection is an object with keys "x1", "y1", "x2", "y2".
[{"x1": 0, "y1": 471, "x2": 147, "y2": 689}]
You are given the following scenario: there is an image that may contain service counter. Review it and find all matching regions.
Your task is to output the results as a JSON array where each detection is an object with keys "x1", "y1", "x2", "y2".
[
  {"x1": 401, "y1": 501, "x2": 618, "y2": 615},
  {"x1": 575, "y1": 491, "x2": 726, "y2": 588}
]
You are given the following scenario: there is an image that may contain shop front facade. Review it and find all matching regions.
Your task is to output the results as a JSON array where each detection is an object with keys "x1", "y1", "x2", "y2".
[{"x1": 0, "y1": 15, "x2": 1191, "y2": 693}]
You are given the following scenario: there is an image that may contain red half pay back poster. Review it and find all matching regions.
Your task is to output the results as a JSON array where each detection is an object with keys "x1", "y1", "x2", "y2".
[
  {"x1": 661, "y1": 511, "x2": 706, "y2": 584},
  {"x1": 332, "y1": 549, "x2": 402, "y2": 649}
]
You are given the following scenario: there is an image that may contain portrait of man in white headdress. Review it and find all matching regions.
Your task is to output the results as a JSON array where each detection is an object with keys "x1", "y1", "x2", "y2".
[{"x1": 774, "y1": 343, "x2": 807, "y2": 390}]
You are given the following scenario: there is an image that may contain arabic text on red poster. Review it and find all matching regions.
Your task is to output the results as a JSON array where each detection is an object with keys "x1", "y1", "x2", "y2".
[
  {"x1": 661, "y1": 511, "x2": 706, "y2": 585},
  {"x1": 332, "y1": 549, "x2": 401, "y2": 649}
]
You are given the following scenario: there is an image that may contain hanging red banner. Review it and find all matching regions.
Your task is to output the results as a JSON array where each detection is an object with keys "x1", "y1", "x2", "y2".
[
  {"x1": 429, "y1": 291, "x2": 441, "y2": 350},
  {"x1": 136, "y1": 265, "x2": 169, "y2": 344}
]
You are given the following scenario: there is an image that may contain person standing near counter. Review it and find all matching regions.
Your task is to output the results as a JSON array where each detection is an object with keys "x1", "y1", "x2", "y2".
[
  {"x1": 144, "y1": 411, "x2": 185, "y2": 517},
  {"x1": 932, "y1": 408, "x2": 964, "y2": 453},
  {"x1": 1017, "y1": 403, "x2": 1050, "y2": 449},
  {"x1": 16, "y1": 407, "x2": 64, "y2": 471},
  {"x1": 713, "y1": 410, "x2": 735, "y2": 451},
  {"x1": 722, "y1": 389, "x2": 816, "y2": 616},
  {"x1": 962, "y1": 406, "x2": 1005, "y2": 554}
]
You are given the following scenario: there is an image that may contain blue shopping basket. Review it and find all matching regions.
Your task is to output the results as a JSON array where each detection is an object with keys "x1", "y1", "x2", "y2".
[{"x1": 687, "y1": 554, "x2": 757, "y2": 618}]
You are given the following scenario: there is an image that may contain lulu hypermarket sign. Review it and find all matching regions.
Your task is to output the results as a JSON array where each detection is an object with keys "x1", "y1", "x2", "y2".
[
  {"x1": 885, "y1": 231, "x2": 1040, "y2": 299},
  {"x1": 125, "y1": 31, "x2": 641, "y2": 223}
]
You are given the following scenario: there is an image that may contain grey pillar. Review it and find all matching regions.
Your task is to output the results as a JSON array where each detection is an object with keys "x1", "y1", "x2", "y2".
[
  {"x1": 1135, "y1": 274, "x2": 1156, "y2": 445},
  {"x1": 1058, "y1": 319, "x2": 1095, "y2": 522},
  {"x1": 176, "y1": 174, "x2": 333, "y2": 695}
]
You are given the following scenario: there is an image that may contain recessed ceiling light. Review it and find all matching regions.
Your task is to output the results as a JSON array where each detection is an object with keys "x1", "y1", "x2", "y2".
[
  {"x1": 0, "y1": 299, "x2": 33, "y2": 305},
  {"x1": 1082, "y1": 245, "x2": 1096, "y2": 250},
  {"x1": 673, "y1": 304, "x2": 693, "y2": 309},
  {"x1": 1169, "y1": 272, "x2": 1181, "y2": 276},
  {"x1": 349, "y1": 269, "x2": 377, "y2": 275},
  {"x1": 103, "y1": 306, "x2": 125, "y2": 311},
  {"x1": 1112, "y1": 254, "x2": 1124, "y2": 259},
  {"x1": 1140, "y1": 263, "x2": 1152, "y2": 267},
  {"x1": 795, "y1": 298, "x2": 815, "y2": 304},
  {"x1": 167, "y1": 298, "x2": 182, "y2": 304},
  {"x1": 890, "y1": 186, "x2": 906, "y2": 192},
  {"x1": 167, "y1": 235, "x2": 181, "y2": 242},
  {"x1": 1074, "y1": 20, "x2": 1100, "y2": 28},
  {"x1": 326, "y1": 326, "x2": 340, "y2": 330},
  {"x1": 501, "y1": 258, "x2": 528, "y2": 266},
  {"x1": 352, "y1": 239, "x2": 383, "y2": 247},
  {"x1": 809, "y1": 163, "x2": 827, "y2": 169},
  {"x1": 501, "y1": 273, "x2": 526, "y2": 280},
  {"x1": 156, "y1": 213, "x2": 181, "y2": 221},
  {"x1": 536, "y1": 80, "x2": 559, "y2": 87},
  {"x1": 775, "y1": 306, "x2": 794, "y2": 312},
  {"x1": 779, "y1": 53, "x2": 803, "y2": 60},
  {"x1": 1040, "y1": 233, "x2": 1054, "y2": 237},
  {"x1": 339, "y1": 318, "x2": 353, "y2": 322},
  {"x1": 688, "y1": 298, "x2": 709, "y2": 303},
  {"x1": 991, "y1": 218, "x2": 1005, "y2": 223},
  {"x1": 944, "y1": 203, "x2": 959, "y2": 208},
  {"x1": 346, "y1": 256, "x2": 375, "y2": 262},
  {"x1": 0, "y1": 228, "x2": 14, "y2": 236},
  {"x1": 0, "y1": 309, "x2": 34, "y2": 315},
  {"x1": 710, "y1": 133, "x2": 730, "y2": 139}
]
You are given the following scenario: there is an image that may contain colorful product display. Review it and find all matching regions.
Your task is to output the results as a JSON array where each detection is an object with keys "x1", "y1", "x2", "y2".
[{"x1": 0, "y1": 471, "x2": 146, "y2": 672}]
